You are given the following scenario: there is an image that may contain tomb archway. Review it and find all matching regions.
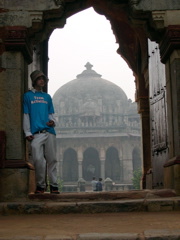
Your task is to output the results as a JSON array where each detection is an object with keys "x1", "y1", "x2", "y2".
[
  {"x1": 63, "y1": 148, "x2": 78, "y2": 182},
  {"x1": 105, "y1": 147, "x2": 121, "y2": 182},
  {"x1": 83, "y1": 147, "x2": 100, "y2": 181}
]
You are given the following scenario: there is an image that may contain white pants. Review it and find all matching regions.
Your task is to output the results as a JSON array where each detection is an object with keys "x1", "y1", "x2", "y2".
[{"x1": 31, "y1": 132, "x2": 58, "y2": 188}]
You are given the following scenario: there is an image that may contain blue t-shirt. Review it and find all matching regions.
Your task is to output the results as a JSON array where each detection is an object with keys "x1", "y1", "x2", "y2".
[{"x1": 23, "y1": 90, "x2": 56, "y2": 135}]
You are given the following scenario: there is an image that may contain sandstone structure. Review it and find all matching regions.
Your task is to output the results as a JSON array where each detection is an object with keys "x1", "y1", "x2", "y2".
[
  {"x1": 0, "y1": 0, "x2": 180, "y2": 200},
  {"x1": 53, "y1": 63, "x2": 141, "y2": 190}
]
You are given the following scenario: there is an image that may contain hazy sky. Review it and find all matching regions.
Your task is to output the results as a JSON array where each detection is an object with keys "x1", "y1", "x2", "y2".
[{"x1": 48, "y1": 7, "x2": 135, "y2": 101}]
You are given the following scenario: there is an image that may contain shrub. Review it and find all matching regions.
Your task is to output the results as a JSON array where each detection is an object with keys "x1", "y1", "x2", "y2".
[{"x1": 132, "y1": 168, "x2": 142, "y2": 189}]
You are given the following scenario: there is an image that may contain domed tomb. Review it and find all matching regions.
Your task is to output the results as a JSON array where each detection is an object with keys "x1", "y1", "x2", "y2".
[
  {"x1": 53, "y1": 63, "x2": 141, "y2": 189},
  {"x1": 53, "y1": 62, "x2": 134, "y2": 132}
]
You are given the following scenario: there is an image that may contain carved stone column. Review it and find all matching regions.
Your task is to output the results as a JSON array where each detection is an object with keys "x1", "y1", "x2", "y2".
[
  {"x1": 57, "y1": 147, "x2": 63, "y2": 179},
  {"x1": 0, "y1": 26, "x2": 32, "y2": 167},
  {"x1": 137, "y1": 92, "x2": 151, "y2": 189},
  {"x1": 100, "y1": 147, "x2": 105, "y2": 180},
  {"x1": 159, "y1": 25, "x2": 180, "y2": 194},
  {"x1": 77, "y1": 149, "x2": 83, "y2": 179},
  {"x1": 100, "y1": 159, "x2": 105, "y2": 180},
  {"x1": 0, "y1": 26, "x2": 34, "y2": 201},
  {"x1": 78, "y1": 161, "x2": 83, "y2": 179}
]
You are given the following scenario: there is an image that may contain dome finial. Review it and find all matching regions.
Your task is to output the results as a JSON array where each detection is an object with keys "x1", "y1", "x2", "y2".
[
  {"x1": 76, "y1": 62, "x2": 102, "y2": 78},
  {"x1": 85, "y1": 62, "x2": 93, "y2": 70}
]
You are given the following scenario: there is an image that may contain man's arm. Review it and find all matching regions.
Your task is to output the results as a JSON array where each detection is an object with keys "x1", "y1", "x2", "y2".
[
  {"x1": 47, "y1": 113, "x2": 56, "y2": 127},
  {"x1": 23, "y1": 113, "x2": 34, "y2": 141}
]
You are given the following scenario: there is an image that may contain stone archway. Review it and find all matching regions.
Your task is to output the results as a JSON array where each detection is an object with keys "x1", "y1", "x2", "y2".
[
  {"x1": 105, "y1": 147, "x2": 121, "y2": 182},
  {"x1": 63, "y1": 148, "x2": 78, "y2": 182},
  {"x1": 82, "y1": 147, "x2": 100, "y2": 181},
  {"x1": 0, "y1": 1, "x2": 180, "y2": 200}
]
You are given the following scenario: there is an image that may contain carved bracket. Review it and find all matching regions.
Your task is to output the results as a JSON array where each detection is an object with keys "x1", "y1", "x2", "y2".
[
  {"x1": 152, "y1": 11, "x2": 165, "y2": 30},
  {"x1": 4, "y1": 26, "x2": 33, "y2": 64},
  {"x1": 160, "y1": 25, "x2": 180, "y2": 63}
]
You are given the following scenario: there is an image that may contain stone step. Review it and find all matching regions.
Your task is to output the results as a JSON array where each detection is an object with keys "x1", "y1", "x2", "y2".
[
  {"x1": 1, "y1": 231, "x2": 180, "y2": 240},
  {"x1": 28, "y1": 189, "x2": 178, "y2": 202},
  {"x1": 0, "y1": 189, "x2": 179, "y2": 215}
]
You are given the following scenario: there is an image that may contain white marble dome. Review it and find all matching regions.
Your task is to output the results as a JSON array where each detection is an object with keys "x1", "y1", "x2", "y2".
[{"x1": 53, "y1": 62, "x2": 129, "y2": 117}]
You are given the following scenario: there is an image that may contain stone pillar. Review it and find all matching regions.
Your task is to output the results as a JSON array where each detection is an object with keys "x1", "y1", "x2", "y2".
[
  {"x1": 57, "y1": 147, "x2": 63, "y2": 180},
  {"x1": 78, "y1": 161, "x2": 83, "y2": 179},
  {"x1": 100, "y1": 159, "x2": 105, "y2": 180},
  {"x1": 100, "y1": 148, "x2": 105, "y2": 180},
  {"x1": 0, "y1": 26, "x2": 34, "y2": 201},
  {"x1": 0, "y1": 26, "x2": 32, "y2": 165},
  {"x1": 77, "y1": 149, "x2": 83, "y2": 179},
  {"x1": 159, "y1": 25, "x2": 180, "y2": 194},
  {"x1": 137, "y1": 76, "x2": 151, "y2": 189}
]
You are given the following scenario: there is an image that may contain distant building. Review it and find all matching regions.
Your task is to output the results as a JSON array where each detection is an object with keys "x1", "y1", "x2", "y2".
[{"x1": 53, "y1": 63, "x2": 141, "y2": 190}]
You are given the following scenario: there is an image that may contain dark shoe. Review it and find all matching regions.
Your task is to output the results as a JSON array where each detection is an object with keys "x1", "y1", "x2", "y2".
[
  {"x1": 35, "y1": 186, "x2": 45, "y2": 194},
  {"x1": 50, "y1": 185, "x2": 60, "y2": 194}
]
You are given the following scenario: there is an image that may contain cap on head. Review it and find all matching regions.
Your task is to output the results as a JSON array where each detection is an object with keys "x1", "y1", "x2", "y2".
[{"x1": 30, "y1": 70, "x2": 48, "y2": 87}]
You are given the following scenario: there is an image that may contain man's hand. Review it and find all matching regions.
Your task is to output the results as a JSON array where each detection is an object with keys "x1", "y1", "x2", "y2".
[
  {"x1": 46, "y1": 120, "x2": 55, "y2": 127},
  {"x1": 26, "y1": 135, "x2": 34, "y2": 141}
]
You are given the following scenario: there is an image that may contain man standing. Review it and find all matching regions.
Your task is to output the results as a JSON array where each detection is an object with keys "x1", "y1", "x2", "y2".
[
  {"x1": 91, "y1": 177, "x2": 97, "y2": 191},
  {"x1": 96, "y1": 178, "x2": 103, "y2": 191},
  {"x1": 23, "y1": 70, "x2": 59, "y2": 194}
]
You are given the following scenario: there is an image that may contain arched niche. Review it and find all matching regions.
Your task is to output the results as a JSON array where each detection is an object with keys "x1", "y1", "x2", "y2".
[
  {"x1": 31, "y1": 1, "x2": 152, "y2": 179},
  {"x1": 63, "y1": 148, "x2": 78, "y2": 182},
  {"x1": 105, "y1": 146, "x2": 121, "y2": 182},
  {"x1": 26, "y1": 0, "x2": 151, "y2": 185},
  {"x1": 31, "y1": 1, "x2": 151, "y2": 79},
  {"x1": 82, "y1": 147, "x2": 100, "y2": 181}
]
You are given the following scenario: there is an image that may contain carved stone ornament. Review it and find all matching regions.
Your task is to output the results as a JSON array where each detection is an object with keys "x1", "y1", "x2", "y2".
[
  {"x1": 30, "y1": 12, "x2": 43, "y2": 24},
  {"x1": 152, "y1": 11, "x2": 165, "y2": 30},
  {"x1": 54, "y1": 0, "x2": 65, "y2": 7},
  {"x1": 128, "y1": 0, "x2": 141, "y2": 6},
  {"x1": 4, "y1": 27, "x2": 33, "y2": 64},
  {"x1": 160, "y1": 25, "x2": 180, "y2": 63}
]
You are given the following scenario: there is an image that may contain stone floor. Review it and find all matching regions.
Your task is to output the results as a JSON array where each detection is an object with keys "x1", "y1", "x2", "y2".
[
  {"x1": 0, "y1": 189, "x2": 180, "y2": 240},
  {"x1": 0, "y1": 211, "x2": 180, "y2": 239}
]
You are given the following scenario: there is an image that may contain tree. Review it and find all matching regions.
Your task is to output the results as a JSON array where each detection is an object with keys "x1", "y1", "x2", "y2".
[{"x1": 132, "y1": 169, "x2": 142, "y2": 189}]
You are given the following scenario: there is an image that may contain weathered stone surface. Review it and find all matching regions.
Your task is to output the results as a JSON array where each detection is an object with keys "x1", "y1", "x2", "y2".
[
  {"x1": 0, "y1": 168, "x2": 33, "y2": 201},
  {"x1": 45, "y1": 236, "x2": 73, "y2": 240},
  {"x1": 28, "y1": 189, "x2": 177, "y2": 202},
  {"x1": 136, "y1": 0, "x2": 180, "y2": 11},
  {"x1": 0, "y1": 196, "x2": 179, "y2": 215},
  {"x1": 146, "y1": 199, "x2": 174, "y2": 212},
  {"x1": 78, "y1": 233, "x2": 139, "y2": 240},
  {"x1": 144, "y1": 229, "x2": 180, "y2": 239},
  {"x1": 0, "y1": 0, "x2": 58, "y2": 11},
  {"x1": 13, "y1": 237, "x2": 42, "y2": 240}
]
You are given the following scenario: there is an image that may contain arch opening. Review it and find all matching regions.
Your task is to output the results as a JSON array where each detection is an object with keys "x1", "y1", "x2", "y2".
[
  {"x1": 83, "y1": 147, "x2": 100, "y2": 181},
  {"x1": 48, "y1": 7, "x2": 136, "y2": 102},
  {"x1": 105, "y1": 147, "x2": 121, "y2": 182},
  {"x1": 63, "y1": 148, "x2": 78, "y2": 182}
]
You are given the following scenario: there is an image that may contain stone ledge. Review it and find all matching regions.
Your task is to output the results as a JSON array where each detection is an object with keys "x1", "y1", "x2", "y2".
[
  {"x1": 0, "y1": 230, "x2": 180, "y2": 240},
  {"x1": 0, "y1": 197, "x2": 179, "y2": 215},
  {"x1": 28, "y1": 189, "x2": 178, "y2": 202}
]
